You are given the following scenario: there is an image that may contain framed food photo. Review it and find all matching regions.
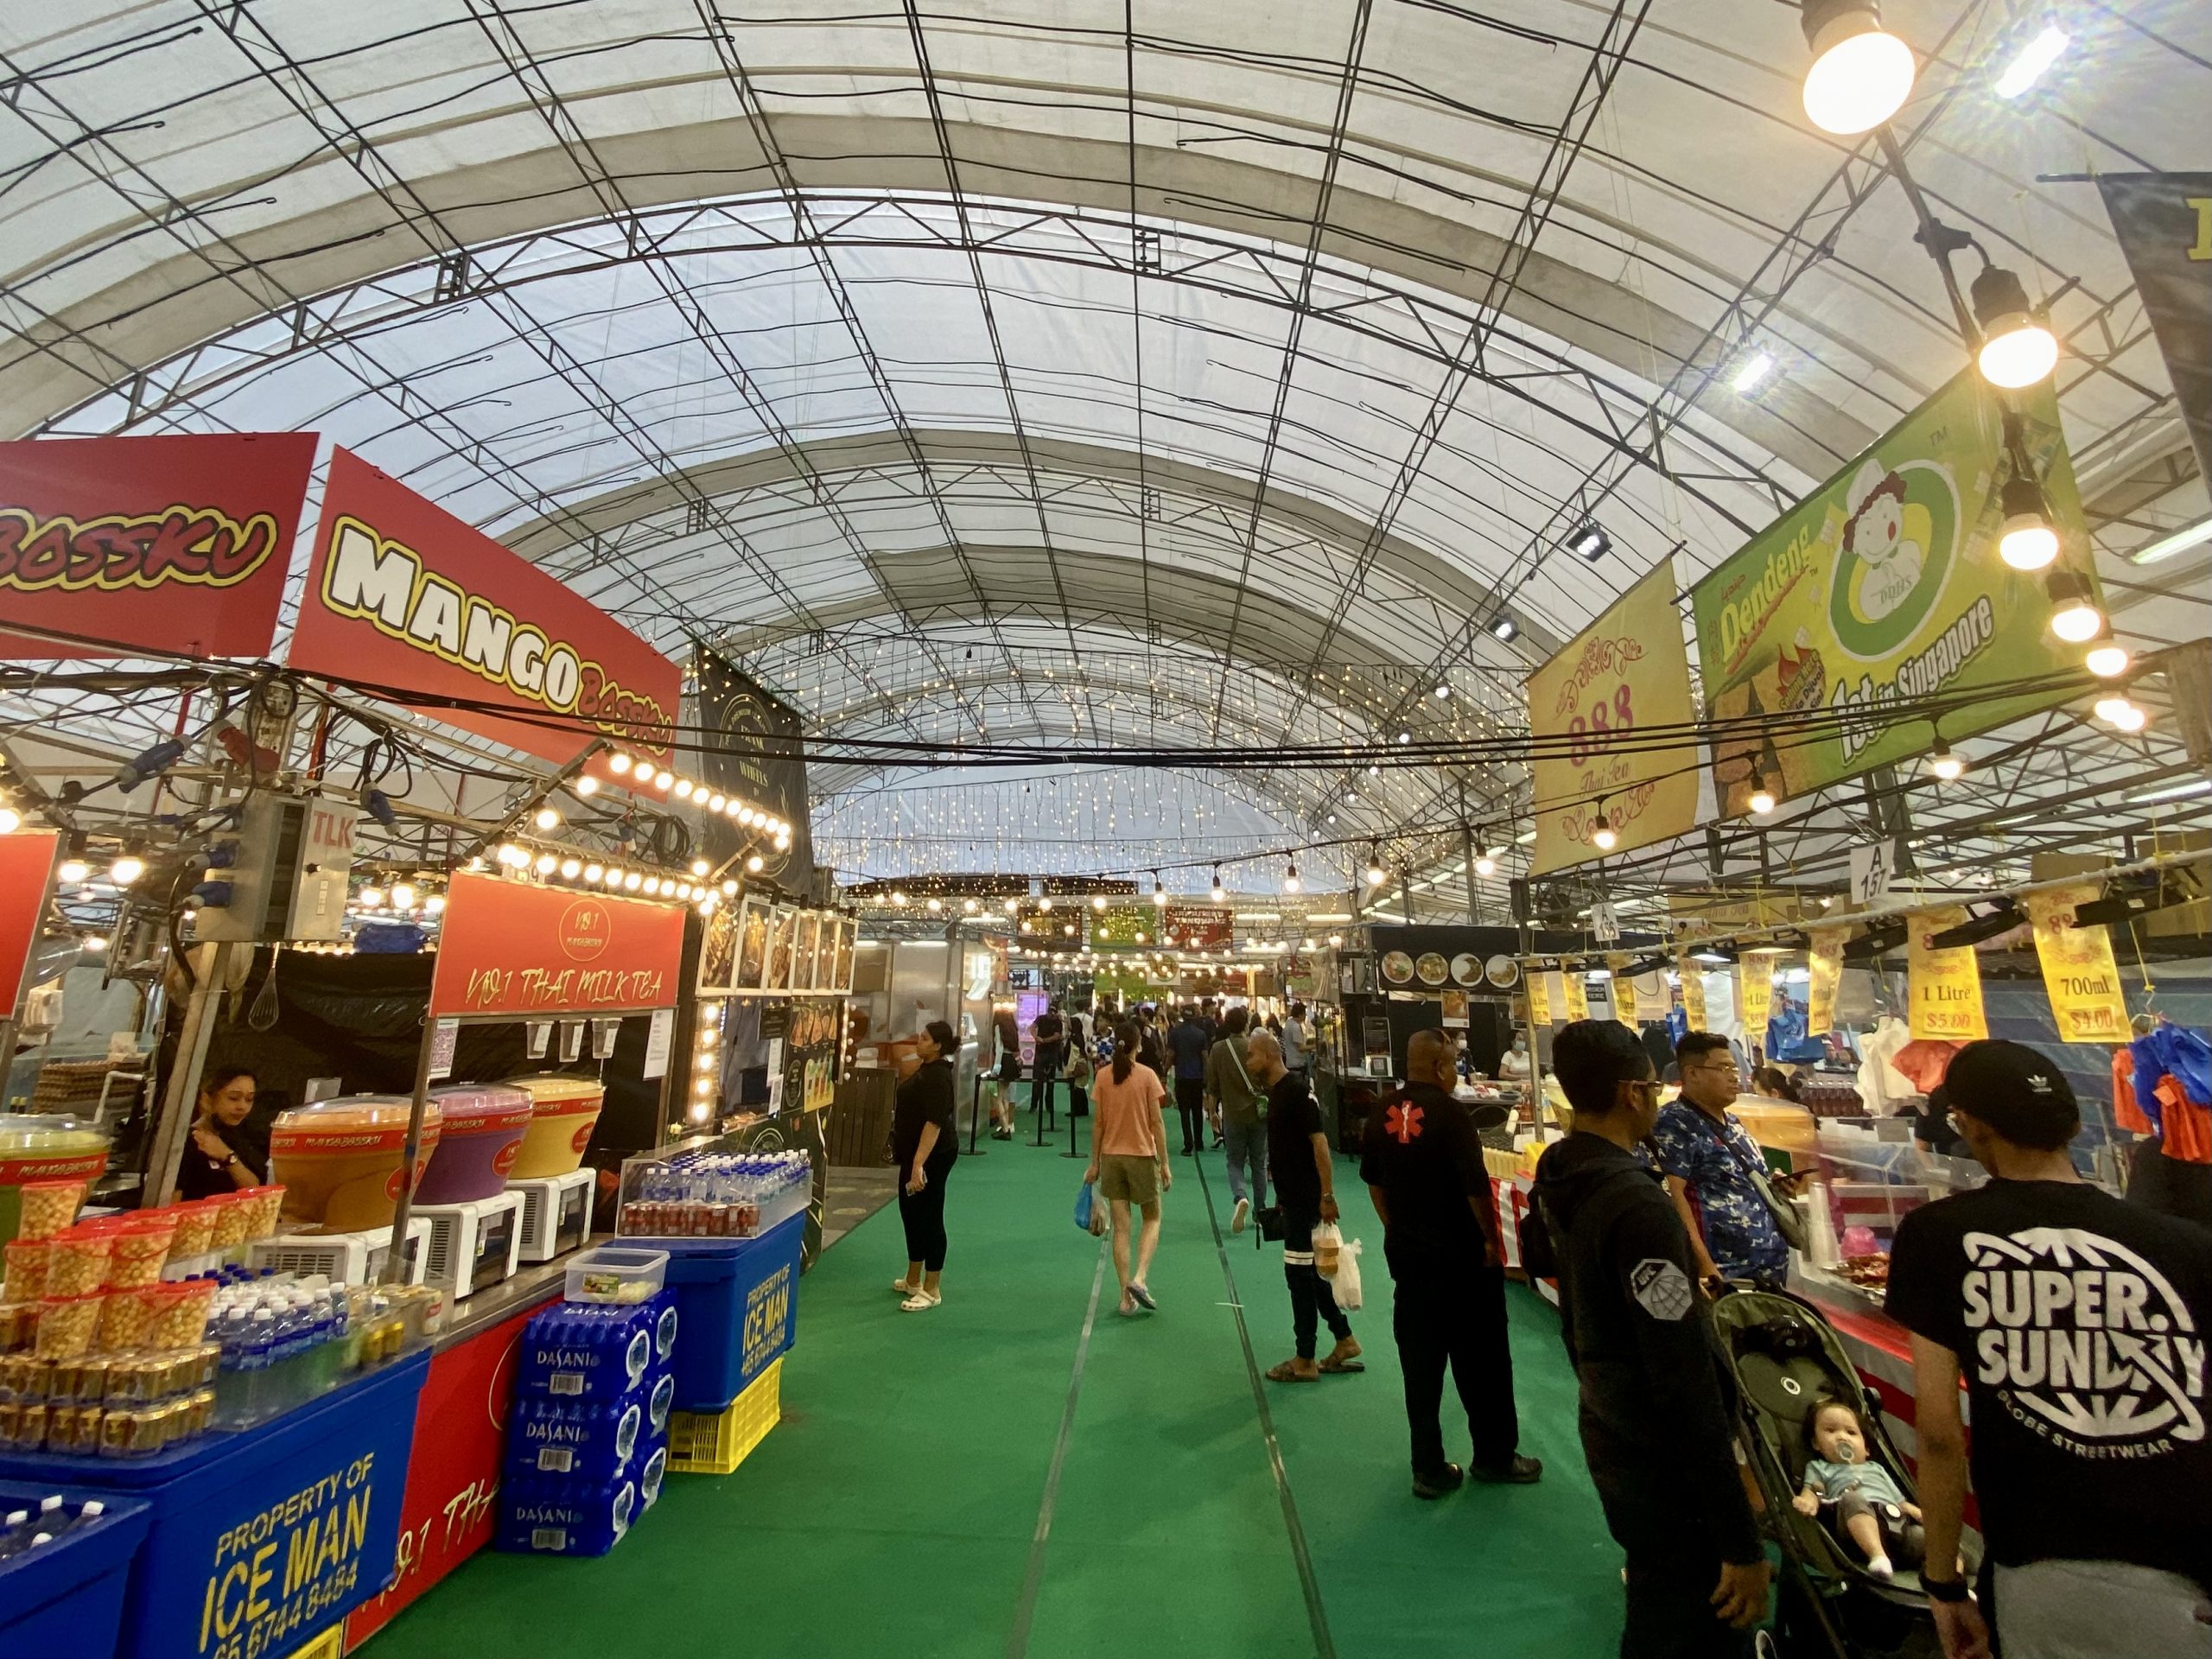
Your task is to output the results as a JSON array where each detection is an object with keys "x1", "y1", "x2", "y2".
[
  {"x1": 736, "y1": 894, "x2": 771, "y2": 991},
  {"x1": 793, "y1": 910, "x2": 822, "y2": 993},
  {"x1": 699, "y1": 897, "x2": 740, "y2": 992},
  {"x1": 829, "y1": 917, "x2": 855, "y2": 993},
  {"x1": 764, "y1": 904, "x2": 797, "y2": 992}
]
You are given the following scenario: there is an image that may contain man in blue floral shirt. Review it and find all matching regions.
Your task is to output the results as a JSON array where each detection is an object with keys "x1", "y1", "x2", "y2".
[{"x1": 1651, "y1": 1033, "x2": 1791, "y2": 1288}]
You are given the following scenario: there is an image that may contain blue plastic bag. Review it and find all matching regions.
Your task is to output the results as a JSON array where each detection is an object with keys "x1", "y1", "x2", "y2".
[{"x1": 1073, "y1": 1181, "x2": 1095, "y2": 1233}]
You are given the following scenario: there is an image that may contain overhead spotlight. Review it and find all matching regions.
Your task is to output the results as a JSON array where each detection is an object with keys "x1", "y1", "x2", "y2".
[
  {"x1": 557, "y1": 860, "x2": 581, "y2": 881},
  {"x1": 1090, "y1": 893, "x2": 1108, "y2": 912},
  {"x1": 423, "y1": 893, "x2": 448, "y2": 915},
  {"x1": 2045, "y1": 570, "x2": 2102, "y2": 643},
  {"x1": 1972, "y1": 264, "x2": 2058, "y2": 388},
  {"x1": 608, "y1": 752, "x2": 633, "y2": 775},
  {"x1": 1732, "y1": 350, "x2": 1775, "y2": 393},
  {"x1": 0, "y1": 805, "x2": 17, "y2": 836},
  {"x1": 1926, "y1": 740, "x2": 1967, "y2": 783},
  {"x1": 1800, "y1": 0, "x2": 1916, "y2": 135},
  {"x1": 690, "y1": 858, "x2": 710, "y2": 877},
  {"x1": 673, "y1": 779, "x2": 696, "y2": 801},
  {"x1": 1395, "y1": 730, "x2": 1411, "y2": 745},
  {"x1": 2083, "y1": 635, "x2": 2131, "y2": 679},
  {"x1": 747, "y1": 854, "x2": 766, "y2": 873},
  {"x1": 643, "y1": 876, "x2": 662, "y2": 896},
  {"x1": 624, "y1": 871, "x2": 644, "y2": 892},
  {"x1": 1283, "y1": 863, "x2": 1300, "y2": 894},
  {"x1": 584, "y1": 863, "x2": 605, "y2": 884},
  {"x1": 1474, "y1": 844, "x2": 1497, "y2": 878},
  {"x1": 575, "y1": 774, "x2": 601, "y2": 798},
  {"x1": 533, "y1": 805, "x2": 562, "y2": 830},
  {"x1": 110, "y1": 854, "x2": 146, "y2": 886},
  {"x1": 1567, "y1": 521, "x2": 1609, "y2": 562},
  {"x1": 1998, "y1": 475, "x2": 2058, "y2": 570},
  {"x1": 722, "y1": 880, "x2": 739, "y2": 897},
  {"x1": 890, "y1": 889, "x2": 908, "y2": 906},
  {"x1": 1432, "y1": 681, "x2": 1451, "y2": 701},
  {"x1": 1487, "y1": 613, "x2": 1519, "y2": 643},
  {"x1": 1994, "y1": 23, "x2": 2067, "y2": 99},
  {"x1": 57, "y1": 842, "x2": 90, "y2": 885},
  {"x1": 1748, "y1": 781, "x2": 1779, "y2": 817},
  {"x1": 1591, "y1": 812, "x2": 1619, "y2": 852},
  {"x1": 925, "y1": 896, "x2": 943, "y2": 912},
  {"x1": 1211, "y1": 868, "x2": 1226, "y2": 902},
  {"x1": 357, "y1": 886, "x2": 385, "y2": 910},
  {"x1": 534, "y1": 853, "x2": 557, "y2": 875},
  {"x1": 963, "y1": 898, "x2": 979, "y2": 913},
  {"x1": 2094, "y1": 696, "x2": 2147, "y2": 733},
  {"x1": 390, "y1": 880, "x2": 418, "y2": 909},
  {"x1": 707, "y1": 793, "x2": 726, "y2": 812},
  {"x1": 1039, "y1": 895, "x2": 1053, "y2": 912}
]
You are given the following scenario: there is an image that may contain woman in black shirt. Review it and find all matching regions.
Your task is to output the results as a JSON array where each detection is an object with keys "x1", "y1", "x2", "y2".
[
  {"x1": 892, "y1": 1021, "x2": 960, "y2": 1312},
  {"x1": 175, "y1": 1065, "x2": 269, "y2": 1201}
]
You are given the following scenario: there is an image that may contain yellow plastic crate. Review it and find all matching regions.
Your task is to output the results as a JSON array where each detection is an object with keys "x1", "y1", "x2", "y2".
[
  {"x1": 279, "y1": 1629, "x2": 343, "y2": 1659},
  {"x1": 666, "y1": 1357, "x2": 783, "y2": 1475}
]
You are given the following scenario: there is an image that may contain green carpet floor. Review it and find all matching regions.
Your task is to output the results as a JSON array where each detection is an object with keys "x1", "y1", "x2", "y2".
[{"x1": 367, "y1": 1129, "x2": 1629, "y2": 1658}]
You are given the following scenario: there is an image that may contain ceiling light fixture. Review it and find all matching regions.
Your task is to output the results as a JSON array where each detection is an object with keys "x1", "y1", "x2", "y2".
[
  {"x1": 110, "y1": 854, "x2": 146, "y2": 886},
  {"x1": 1997, "y1": 475, "x2": 2058, "y2": 569},
  {"x1": 1591, "y1": 811, "x2": 1618, "y2": 852},
  {"x1": 2129, "y1": 514, "x2": 2212, "y2": 567},
  {"x1": 1927, "y1": 740, "x2": 1967, "y2": 783},
  {"x1": 1211, "y1": 868, "x2": 1225, "y2": 902},
  {"x1": 1747, "y1": 782, "x2": 1779, "y2": 817},
  {"x1": 1993, "y1": 24, "x2": 2067, "y2": 99},
  {"x1": 1283, "y1": 862, "x2": 1300, "y2": 895},
  {"x1": 1567, "y1": 521, "x2": 1610, "y2": 562},
  {"x1": 1800, "y1": 0, "x2": 1916, "y2": 135},
  {"x1": 1364, "y1": 848, "x2": 1386, "y2": 887},
  {"x1": 1732, "y1": 350, "x2": 1775, "y2": 393},
  {"x1": 2045, "y1": 570, "x2": 2103, "y2": 643},
  {"x1": 1432, "y1": 681, "x2": 1451, "y2": 700},
  {"x1": 1488, "y1": 613, "x2": 1518, "y2": 642},
  {"x1": 575, "y1": 775, "x2": 601, "y2": 797},
  {"x1": 1474, "y1": 844, "x2": 1497, "y2": 878},
  {"x1": 2094, "y1": 696, "x2": 2148, "y2": 733},
  {"x1": 1971, "y1": 264, "x2": 2059, "y2": 388},
  {"x1": 1152, "y1": 874, "x2": 1168, "y2": 907},
  {"x1": 532, "y1": 805, "x2": 561, "y2": 830},
  {"x1": 2084, "y1": 633, "x2": 2130, "y2": 679}
]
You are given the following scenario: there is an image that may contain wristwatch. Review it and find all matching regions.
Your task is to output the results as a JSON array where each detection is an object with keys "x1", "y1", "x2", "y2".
[{"x1": 1920, "y1": 1574, "x2": 1970, "y2": 1604}]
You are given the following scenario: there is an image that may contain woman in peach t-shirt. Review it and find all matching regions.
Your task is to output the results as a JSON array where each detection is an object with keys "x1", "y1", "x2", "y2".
[{"x1": 1084, "y1": 1020, "x2": 1173, "y2": 1316}]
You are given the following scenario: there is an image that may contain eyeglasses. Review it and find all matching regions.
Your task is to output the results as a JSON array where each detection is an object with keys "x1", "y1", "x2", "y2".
[
  {"x1": 1692, "y1": 1060, "x2": 1740, "y2": 1076},
  {"x1": 1625, "y1": 1078, "x2": 1663, "y2": 1101}
]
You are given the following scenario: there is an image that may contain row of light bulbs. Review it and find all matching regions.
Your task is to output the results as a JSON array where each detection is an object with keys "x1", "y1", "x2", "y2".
[
  {"x1": 601, "y1": 751, "x2": 795, "y2": 850},
  {"x1": 487, "y1": 840, "x2": 758, "y2": 908}
]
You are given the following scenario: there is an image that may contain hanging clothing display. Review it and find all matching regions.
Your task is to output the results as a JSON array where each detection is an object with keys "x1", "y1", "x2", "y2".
[
  {"x1": 2112, "y1": 1046, "x2": 2154, "y2": 1137},
  {"x1": 1856, "y1": 1016, "x2": 1917, "y2": 1113},
  {"x1": 2129, "y1": 1024, "x2": 2212, "y2": 1166}
]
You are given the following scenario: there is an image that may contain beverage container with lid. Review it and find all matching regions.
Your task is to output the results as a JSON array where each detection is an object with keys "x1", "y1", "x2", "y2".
[
  {"x1": 416, "y1": 1085, "x2": 535, "y2": 1203},
  {"x1": 0, "y1": 1117, "x2": 109, "y2": 1246},
  {"x1": 501, "y1": 1076, "x2": 605, "y2": 1179},
  {"x1": 269, "y1": 1095, "x2": 443, "y2": 1230}
]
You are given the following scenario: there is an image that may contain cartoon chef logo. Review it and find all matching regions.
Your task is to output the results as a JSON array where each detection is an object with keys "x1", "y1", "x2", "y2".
[
  {"x1": 1961, "y1": 1227, "x2": 2207, "y2": 1453},
  {"x1": 1827, "y1": 454, "x2": 1956, "y2": 660}
]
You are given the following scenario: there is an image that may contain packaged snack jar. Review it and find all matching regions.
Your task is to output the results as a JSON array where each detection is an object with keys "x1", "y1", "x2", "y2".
[
  {"x1": 45, "y1": 1228, "x2": 114, "y2": 1296},
  {"x1": 98, "y1": 1286, "x2": 162, "y2": 1350},
  {"x1": 151, "y1": 1279, "x2": 218, "y2": 1348},
  {"x1": 107, "y1": 1216, "x2": 176, "y2": 1287},
  {"x1": 239, "y1": 1185, "x2": 285, "y2": 1238},
  {"x1": 416, "y1": 1086, "x2": 533, "y2": 1204},
  {"x1": 207, "y1": 1192, "x2": 253, "y2": 1249},
  {"x1": 35, "y1": 1292, "x2": 103, "y2": 1358},
  {"x1": 500, "y1": 1076, "x2": 606, "y2": 1179},
  {"x1": 168, "y1": 1200, "x2": 219, "y2": 1258},
  {"x1": 15, "y1": 1179, "x2": 86, "y2": 1242},
  {"x1": 270, "y1": 1096, "x2": 443, "y2": 1230},
  {"x1": 3, "y1": 1238, "x2": 49, "y2": 1303}
]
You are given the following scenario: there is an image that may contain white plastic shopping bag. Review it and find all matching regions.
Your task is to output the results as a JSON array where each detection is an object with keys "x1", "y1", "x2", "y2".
[{"x1": 1329, "y1": 1237, "x2": 1363, "y2": 1311}]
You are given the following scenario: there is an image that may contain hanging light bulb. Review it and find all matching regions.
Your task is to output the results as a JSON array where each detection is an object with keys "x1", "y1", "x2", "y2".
[
  {"x1": 1591, "y1": 811, "x2": 1619, "y2": 852},
  {"x1": 2094, "y1": 695, "x2": 2147, "y2": 731},
  {"x1": 1926, "y1": 741, "x2": 1967, "y2": 783},
  {"x1": 607, "y1": 753, "x2": 632, "y2": 775},
  {"x1": 57, "y1": 851, "x2": 90, "y2": 885},
  {"x1": 357, "y1": 885, "x2": 385, "y2": 909},
  {"x1": 1488, "y1": 613, "x2": 1518, "y2": 642},
  {"x1": 1152, "y1": 875, "x2": 1168, "y2": 907},
  {"x1": 2046, "y1": 570, "x2": 2102, "y2": 643},
  {"x1": 1091, "y1": 893, "x2": 1108, "y2": 912},
  {"x1": 423, "y1": 893, "x2": 448, "y2": 915},
  {"x1": 533, "y1": 805, "x2": 561, "y2": 830},
  {"x1": 533, "y1": 853, "x2": 557, "y2": 875},
  {"x1": 558, "y1": 859, "x2": 582, "y2": 881},
  {"x1": 391, "y1": 880, "x2": 418, "y2": 908},
  {"x1": 1283, "y1": 862, "x2": 1300, "y2": 894},
  {"x1": 1432, "y1": 680, "x2": 1451, "y2": 700},
  {"x1": 1998, "y1": 475, "x2": 2059, "y2": 570},
  {"x1": 110, "y1": 854, "x2": 146, "y2": 886},
  {"x1": 746, "y1": 854, "x2": 766, "y2": 873},
  {"x1": 1211, "y1": 868, "x2": 1225, "y2": 902},
  {"x1": 575, "y1": 774, "x2": 601, "y2": 798},
  {"x1": 584, "y1": 863, "x2": 605, "y2": 884},
  {"x1": 1800, "y1": 0, "x2": 1916, "y2": 135},
  {"x1": 0, "y1": 805, "x2": 18, "y2": 836},
  {"x1": 1474, "y1": 845, "x2": 1497, "y2": 879},
  {"x1": 2083, "y1": 634, "x2": 2130, "y2": 679},
  {"x1": 1364, "y1": 848, "x2": 1386, "y2": 887},
  {"x1": 1748, "y1": 779, "x2": 1779, "y2": 817},
  {"x1": 1972, "y1": 264, "x2": 2059, "y2": 389},
  {"x1": 690, "y1": 858, "x2": 710, "y2": 877}
]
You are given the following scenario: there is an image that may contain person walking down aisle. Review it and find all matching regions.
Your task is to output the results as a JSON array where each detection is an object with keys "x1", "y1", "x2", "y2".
[
  {"x1": 1249, "y1": 1032, "x2": 1361, "y2": 1384},
  {"x1": 891, "y1": 1021, "x2": 961, "y2": 1312},
  {"x1": 1084, "y1": 1020, "x2": 1173, "y2": 1317},
  {"x1": 1525, "y1": 1020, "x2": 1768, "y2": 1658},
  {"x1": 1207, "y1": 1007, "x2": 1268, "y2": 1233},
  {"x1": 1884, "y1": 1039, "x2": 2212, "y2": 1659},
  {"x1": 1281, "y1": 1001, "x2": 1311, "y2": 1083},
  {"x1": 1361, "y1": 1028, "x2": 1538, "y2": 1497},
  {"x1": 1169, "y1": 1005, "x2": 1211, "y2": 1156}
]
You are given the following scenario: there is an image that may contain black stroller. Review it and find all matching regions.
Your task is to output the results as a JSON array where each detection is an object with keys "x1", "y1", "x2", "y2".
[{"x1": 1710, "y1": 1287, "x2": 1971, "y2": 1658}]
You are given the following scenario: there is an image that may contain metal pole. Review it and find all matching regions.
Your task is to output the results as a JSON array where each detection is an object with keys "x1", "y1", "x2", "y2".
[
  {"x1": 1459, "y1": 780, "x2": 1481, "y2": 926},
  {"x1": 384, "y1": 1014, "x2": 437, "y2": 1285},
  {"x1": 145, "y1": 940, "x2": 234, "y2": 1206},
  {"x1": 964, "y1": 1069, "x2": 987, "y2": 1157}
]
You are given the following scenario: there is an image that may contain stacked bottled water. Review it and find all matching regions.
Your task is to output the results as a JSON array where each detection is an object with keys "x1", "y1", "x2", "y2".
[
  {"x1": 618, "y1": 1150, "x2": 811, "y2": 1238},
  {"x1": 207, "y1": 1270, "x2": 359, "y2": 1427}
]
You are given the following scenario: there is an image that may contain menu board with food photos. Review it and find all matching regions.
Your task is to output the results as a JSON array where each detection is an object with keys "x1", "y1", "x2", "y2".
[
  {"x1": 700, "y1": 899, "x2": 740, "y2": 992},
  {"x1": 829, "y1": 917, "x2": 855, "y2": 994},
  {"x1": 797, "y1": 911, "x2": 823, "y2": 991},
  {"x1": 765, "y1": 905, "x2": 797, "y2": 992},
  {"x1": 710, "y1": 900, "x2": 856, "y2": 996},
  {"x1": 737, "y1": 895, "x2": 770, "y2": 990}
]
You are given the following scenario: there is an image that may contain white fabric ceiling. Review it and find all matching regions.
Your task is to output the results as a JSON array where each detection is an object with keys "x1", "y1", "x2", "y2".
[{"x1": 2, "y1": 0, "x2": 2204, "y2": 893}]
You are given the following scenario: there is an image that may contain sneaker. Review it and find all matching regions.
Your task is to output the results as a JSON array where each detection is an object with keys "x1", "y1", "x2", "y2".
[
  {"x1": 1129, "y1": 1283, "x2": 1158, "y2": 1311},
  {"x1": 1412, "y1": 1464, "x2": 1465, "y2": 1501},
  {"x1": 1469, "y1": 1454, "x2": 1544, "y2": 1485},
  {"x1": 1232, "y1": 1197, "x2": 1251, "y2": 1234}
]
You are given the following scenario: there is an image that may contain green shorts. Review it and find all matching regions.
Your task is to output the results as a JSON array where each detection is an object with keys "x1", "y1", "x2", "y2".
[{"x1": 1098, "y1": 1154, "x2": 1160, "y2": 1205}]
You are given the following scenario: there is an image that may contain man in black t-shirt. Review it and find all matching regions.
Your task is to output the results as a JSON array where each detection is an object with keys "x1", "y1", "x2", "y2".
[
  {"x1": 1886, "y1": 1039, "x2": 2212, "y2": 1659},
  {"x1": 1251, "y1": 1031, "x2": 1360, "y2": 1382},
  {"x1": 1362, "y1": 1027, "x2": 1540, "y2": 1498},
  {"x1": 1031, "y1": 1003, "x2": 1065, "y2": 1129}
]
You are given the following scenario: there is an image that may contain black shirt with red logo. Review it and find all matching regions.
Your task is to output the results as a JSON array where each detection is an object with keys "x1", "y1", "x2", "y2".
[{"x1": 1358, "y1": 1080, "x2": 1492, "y2": 1274}]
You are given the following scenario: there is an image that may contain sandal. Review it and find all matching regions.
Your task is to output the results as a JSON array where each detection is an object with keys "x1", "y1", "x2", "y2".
[
  {"x1": 900, "y1": 1290, "x2": 941, "y2": 1312},
  {"x1": 1265, "y1": 1361, "x2": 1319, "y2": 1383},
  {"x1": 1317, "y1": 1356, "x2": 1366, "y2": 1374},
  {"x1": 892, "y1": 1280, "x2": 922, "y2": 1294}
]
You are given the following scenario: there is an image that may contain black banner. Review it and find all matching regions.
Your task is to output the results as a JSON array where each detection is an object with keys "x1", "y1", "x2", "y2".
[
  {"x1": 695, "y1": 646, "x2": 816, "y2": 890},
  {"x1": 2098, "y1": 173, "x2": 2212, "y2": 486}
]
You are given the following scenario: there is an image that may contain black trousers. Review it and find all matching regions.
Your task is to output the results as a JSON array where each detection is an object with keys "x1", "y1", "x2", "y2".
[
  {"x1": 1031, "y1": 1048, "x2": 1061, "y2": 1126},
  {"x1": 1174, "y1": 1076, "x2": 1207, "y2": 1151},
  {"x1": 898, "y1": 1177, "x2": 949, "y2": 1272},
  {"x1": 1390, "y1": 1262, "x2": 1519, "y2": 1475},
  {"x1": 1620, "y1": 1544, "x2": 1757, "y2": 1658},
  {"x1": 1283, "y1": 1214, "x2": 1351, "y2": 1360}
]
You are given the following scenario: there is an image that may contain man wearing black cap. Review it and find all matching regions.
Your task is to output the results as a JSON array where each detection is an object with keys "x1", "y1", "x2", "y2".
[{"x1": 1886, "y1": 1039, "x2": 2212, "y2": 1659}]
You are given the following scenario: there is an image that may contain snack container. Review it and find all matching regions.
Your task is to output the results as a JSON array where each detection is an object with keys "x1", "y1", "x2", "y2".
[
  {"x1": 98, "y1": 1287, "x2": 161, "y2": 1351},
  {"x1": 16, "y1": 1179, "x2": 86, "y2": 1241},
  {"x1": 71, "y1": 1357, "x2": 111, "y2": 1406},
  {"x1": 3, "y1": 1239, "x2": 48, "y2": 1303},
  {"x1": 239, "y1": 1185, "x2": 286, "y2": 1238},
  {"x1": 35, "y1": 1294, "x2": 101, "y2": 1358},
  {"x1": 107, "y1": 1218, "x2": 175, "y2": 1287},
  {"x1": 0, "y1": 1352, "x2": 52, "y2": 1402},
  {"x1": 150, "y1": 1279, "x2": 217, "y2": 1349},
  {"x1": 207, "y1": 1193, "x2": 253, "y2": 1249},
  {"x1": 45, "y1": 1232, "x2": 112, "y2": 1298},
  {"x1": 168, "y1": 1202, "x2": 218, "y2": 1258}
]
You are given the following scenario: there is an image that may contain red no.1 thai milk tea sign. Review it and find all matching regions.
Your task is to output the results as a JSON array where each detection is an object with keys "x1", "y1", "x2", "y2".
[
  {"x1": 289, "y1": 448, "x2": 681, "y2": 773},
  {"x1": 0, "y1": 432, "x2": 316, "y2": 660},
  {"x1": 428, "y1": 872, "x2": 686, "y2": 1019}
]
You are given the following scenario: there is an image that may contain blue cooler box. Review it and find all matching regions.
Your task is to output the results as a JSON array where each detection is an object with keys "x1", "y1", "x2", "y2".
[
  {"x1": 0, "y1": 1348, "x2": 429, "y2": 1659},
  {"x1": 661, "y1": 1213, "x2": 802, "y2": 1413},
  {"x1": 0, "y1": 1484, "x2": 152, "y2": 1659}
]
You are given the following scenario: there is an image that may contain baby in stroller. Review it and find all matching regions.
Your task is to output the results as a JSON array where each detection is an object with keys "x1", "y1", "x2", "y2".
[{"x1": 1794, "y1": 1399, "x2": 1924, "y2": 1580}]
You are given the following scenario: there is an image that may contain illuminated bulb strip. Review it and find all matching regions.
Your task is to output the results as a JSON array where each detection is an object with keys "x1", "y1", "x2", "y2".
[{"x1": 602, "y1": 750, "x2": 791, "y2": 846}]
